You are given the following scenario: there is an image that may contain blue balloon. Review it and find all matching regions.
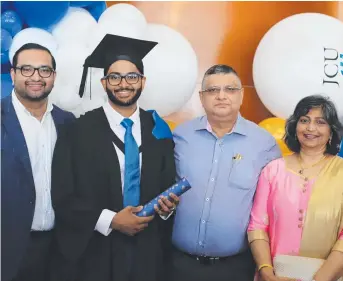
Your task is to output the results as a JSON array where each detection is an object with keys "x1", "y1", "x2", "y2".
[
  {"x1": 14, "y1": 1, "x2": 70, "y2": 31},
  {"x1": 1, "y1": 29, "x2": 12, "y2": 52},
  {"x1": 1, "y1": 50, "x2": 10, "y2": 64},
  {"x1": 70, "y1": 1, "x2": 93, "y2": 7},
  {"x1": 339, "y1": 141, "x2": 343, "y2": 158},
  {"x1": 1, "y1": 10, "x2": 23, "y2": 37},
  {"x1": 1, "y1": 73, "x2": 13, "y2": 98},
  {"x1": 1, "y1": 1, "x2": 14, "y2": 11},
  {"x1": 85, "y1": 1, "x2": 106, "y2": 21}
]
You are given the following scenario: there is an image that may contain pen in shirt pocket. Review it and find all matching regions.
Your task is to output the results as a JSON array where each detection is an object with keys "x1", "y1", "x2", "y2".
[
  {"x1": 228, "y1": 153, "x2": 243, "y2": 179},
  {"x1": 232, "y1": 153, "x2": 243, "y2": 161}
]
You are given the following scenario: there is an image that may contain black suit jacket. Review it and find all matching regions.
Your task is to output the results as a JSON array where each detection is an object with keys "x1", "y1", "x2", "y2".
[{"x1": 51, "y1": 107, "x2": 176, "y2": 281}]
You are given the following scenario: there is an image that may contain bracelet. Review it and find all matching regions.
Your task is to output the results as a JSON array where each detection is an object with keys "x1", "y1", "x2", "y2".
[{"x1": 258, "y1": 263, "x2": 273, "y2": 271}]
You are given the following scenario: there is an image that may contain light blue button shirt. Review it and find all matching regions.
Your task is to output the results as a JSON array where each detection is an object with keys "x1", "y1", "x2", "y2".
[{"x1": 172, "y1": 114, "x2": 281, "y2": 257}]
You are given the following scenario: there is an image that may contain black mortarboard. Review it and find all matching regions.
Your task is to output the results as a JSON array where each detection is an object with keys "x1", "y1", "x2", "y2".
[{"x1": 79, "y1": 34, "x2": 158, "y2": 97}]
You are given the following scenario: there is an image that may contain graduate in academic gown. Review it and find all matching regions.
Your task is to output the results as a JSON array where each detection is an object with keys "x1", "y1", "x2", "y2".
[{"x1": 50, "y1": 34, "x2": 179, "y2": 281}]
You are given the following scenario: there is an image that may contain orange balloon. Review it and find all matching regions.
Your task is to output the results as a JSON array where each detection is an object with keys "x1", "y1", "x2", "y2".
[
  {"x1": 164, "y1": 119, "x2": 178, "y2": 131},
  {"x1": 259, "y1": 118, "x2": 292, "y2": 156}
]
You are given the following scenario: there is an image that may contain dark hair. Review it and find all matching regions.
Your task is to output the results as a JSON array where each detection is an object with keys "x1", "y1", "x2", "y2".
[
  {"x1": 201, "y1": 64, "x2": 240, "y2": 89},
  {"x1": 284, "y1": 95, "x2": 343, "y2": 155},
  {"x1": 12, "y1": 43, "x2": 56, "y2": 70}
]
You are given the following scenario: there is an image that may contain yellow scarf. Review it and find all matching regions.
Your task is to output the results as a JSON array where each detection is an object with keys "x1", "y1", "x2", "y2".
[{"x1": 299, "y1": 156, "x2": 343, "y2": 259}]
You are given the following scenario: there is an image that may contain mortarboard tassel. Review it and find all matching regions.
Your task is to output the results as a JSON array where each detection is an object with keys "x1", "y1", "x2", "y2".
[{"x1": 78, "y1": 63, "x2": 89, "y2": 98}]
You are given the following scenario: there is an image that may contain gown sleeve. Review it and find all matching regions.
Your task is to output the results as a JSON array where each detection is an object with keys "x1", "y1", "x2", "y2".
[
  {"x1": 157, "y1": 138, "x2": 177, "y2": 263},
  {"x1": 51, "y1": 121, "x2": 104, "y2": 260}
]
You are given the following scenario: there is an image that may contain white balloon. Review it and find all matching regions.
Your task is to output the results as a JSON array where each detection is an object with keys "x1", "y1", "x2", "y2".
[
  {"x1": 88, "y1": 6, "x2": 147, "y2": 52},
  {"x1": 64, "y1": 64, "x2": 107, "y2": 116},
  {"x1": 52, "y1": 7, "x2": 97, "y2": 48},
  {"x1": 253, "y1": 13, "x2": 343, "y2": 121},
  {"x1": 71, "y1": 94, "x2": 107, "y2": 118},
  {"x1": 81, "y1": 93, "x2": 107, "y2": 114},
  {"x1": 88, "y1": 20, "x2": 147, "y2": 53},
  {"x1": 140, "y1": 24, "x2": 198, "y2": 116},
  {"x1": 99, "y1": 17, "x2": 147, "y2": 40},
  {"x1": 50, "y1": 43, "x2": 90, "y2": 111},
  {"x1": 9, "y1": 28, "x2": 58, "y2": 64},
  {"x1": 98, "y1": 3, "x2": 147, "y2": 28}
]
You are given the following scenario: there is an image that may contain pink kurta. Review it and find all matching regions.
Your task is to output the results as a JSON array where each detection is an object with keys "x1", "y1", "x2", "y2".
[{"x1": 248, "y1": 157, "x2": 343, "y2": 259}]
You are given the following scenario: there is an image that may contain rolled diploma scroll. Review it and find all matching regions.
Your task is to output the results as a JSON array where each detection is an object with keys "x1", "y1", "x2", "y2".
[{"x1": 136, "y1": 177, "x2": 191, "y2": 217}]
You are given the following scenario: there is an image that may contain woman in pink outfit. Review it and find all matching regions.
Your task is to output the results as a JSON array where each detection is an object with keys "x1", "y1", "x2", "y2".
[{"x1": 248, "y1": 95, "x2": 343, "y2": 281}]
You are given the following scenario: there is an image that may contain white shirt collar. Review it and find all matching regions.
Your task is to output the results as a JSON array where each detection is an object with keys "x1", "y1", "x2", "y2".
[
  {"x1": 103, "y1": 101, "x2": 140, "y2": 127},
  {"x1": 11, "y1": 90, "x2": 53, "y2": 118}
]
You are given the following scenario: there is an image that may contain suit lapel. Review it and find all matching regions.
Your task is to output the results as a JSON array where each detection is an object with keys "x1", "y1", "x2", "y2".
[
  {"x1": 1, "y1": 95, "x2": 33, "y2": 177},
  {"x1": 51, "y1": 106, "x2": 65, "y2": 136}
]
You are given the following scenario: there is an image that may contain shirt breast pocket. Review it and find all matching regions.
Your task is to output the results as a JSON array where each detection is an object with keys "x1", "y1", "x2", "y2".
[{"x1": 228, "y1": 158, "x2": 260, "y2": 190}]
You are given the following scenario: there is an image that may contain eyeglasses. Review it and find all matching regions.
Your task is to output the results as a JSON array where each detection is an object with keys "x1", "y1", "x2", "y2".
[
  {"x1": 200, "y1": 86, "x2": 242, "y2": 96},
  {"x1": 15, "y1": 65, "x2": 55, "y2": 78},
  {"x1": 102, "y1": 72, "x2": 144, "y2": 86}
]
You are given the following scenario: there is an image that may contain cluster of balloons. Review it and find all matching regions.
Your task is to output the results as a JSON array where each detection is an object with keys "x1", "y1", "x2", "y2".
[
  {"x1": 2, "y1": 2, "x2": 198, "y2": 118},
  {"x1": 253, "y1": 13, "x2": 343, "y2": 156},
  {"x1": 1, "y1": 1, "x2": 106, "y2": 98}
]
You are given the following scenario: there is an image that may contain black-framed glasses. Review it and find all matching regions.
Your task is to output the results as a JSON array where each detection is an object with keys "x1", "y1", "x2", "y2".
[
  {"x1": 200, "y1": 86, "x2": 242, "y2": 96},
  {"x1": 15, "y1": 65, "x2": 55, "y2": 78},
  {"x1": 102, "y1": 72, "x2": 144, "y2": 86}
]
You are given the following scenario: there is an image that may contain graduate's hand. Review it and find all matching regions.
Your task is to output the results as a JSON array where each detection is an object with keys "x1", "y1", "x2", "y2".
[
  {"x1": 154, "y1": 193, "x2": 180, "y2": 217},
  {"x1": 111, "y1": 206, "x2": 154, "y2": 236}
]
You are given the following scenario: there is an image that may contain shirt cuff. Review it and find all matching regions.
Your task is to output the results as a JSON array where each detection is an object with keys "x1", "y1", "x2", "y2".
[
  {"x1": 95, "y1": 209, "x2": 116, "y2": 236},
  {"x1": 159, "y1": 210, "x2": 174, "y2": 220},
  {"x1": 247, "y1": 229, "x2": 270, "y2": 243}
]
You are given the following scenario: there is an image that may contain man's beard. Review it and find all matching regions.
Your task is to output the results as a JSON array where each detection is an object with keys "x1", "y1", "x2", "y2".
[
  {"x1": 15, "y1": 82, "x2": 52, "y2": 102},
  {"x1": 106, "y1": 86, "x2": 142, "y2": 107}
]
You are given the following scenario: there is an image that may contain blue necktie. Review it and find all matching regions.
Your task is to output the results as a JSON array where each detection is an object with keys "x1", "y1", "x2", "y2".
[{"x1": 121, "y1": 118, "x2": 140, "y2": 207}]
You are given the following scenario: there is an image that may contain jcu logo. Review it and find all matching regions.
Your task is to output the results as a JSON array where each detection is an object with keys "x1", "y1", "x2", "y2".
[{"x1": 323, "y1": 47, "x2": 341, "y2": 87}]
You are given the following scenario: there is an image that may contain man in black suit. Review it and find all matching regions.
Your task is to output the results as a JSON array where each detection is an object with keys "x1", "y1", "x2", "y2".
[{"x1": 51, "y1": 34, "x2": 179, "y2": 281}]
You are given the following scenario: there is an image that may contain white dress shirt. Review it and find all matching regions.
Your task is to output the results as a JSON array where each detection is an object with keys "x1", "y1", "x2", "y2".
[
  {"x1": 12, "y1": 91, "x2": 56, "y2": 231},
  {"x1": 95, "y1": 102, "x2": 142, "y2": 236}
]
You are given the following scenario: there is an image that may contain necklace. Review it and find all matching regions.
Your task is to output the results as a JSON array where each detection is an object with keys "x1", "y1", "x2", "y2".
[{"x1": 297, "y1": 154, "x2": 327, "y2": 175}]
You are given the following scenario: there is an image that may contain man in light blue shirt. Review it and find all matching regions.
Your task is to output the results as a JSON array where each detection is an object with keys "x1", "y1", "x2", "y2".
[{"x1": 169, "y1": 65, "x2": 281, "y2": 281}]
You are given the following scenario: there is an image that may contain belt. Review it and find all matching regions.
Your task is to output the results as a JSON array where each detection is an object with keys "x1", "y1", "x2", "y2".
[{"x1": 182, "y1": 251, "x2": 230, "y2": 265}]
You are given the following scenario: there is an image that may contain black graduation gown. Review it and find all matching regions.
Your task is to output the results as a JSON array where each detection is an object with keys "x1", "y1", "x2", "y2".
[{"x1": 50, "y1": 107, "x2": 176, "y2": 281}]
